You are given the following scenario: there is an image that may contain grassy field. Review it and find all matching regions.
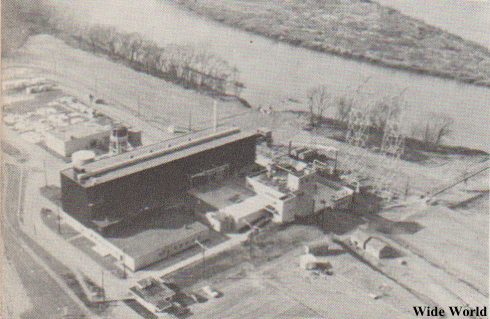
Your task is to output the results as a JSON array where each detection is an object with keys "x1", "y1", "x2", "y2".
[
  {"x1": 4, "y1": 35, "x2": 250, "y2": 132},
  {"x1": 173, "y1": 0, "x2": 490, "y2": 86}
]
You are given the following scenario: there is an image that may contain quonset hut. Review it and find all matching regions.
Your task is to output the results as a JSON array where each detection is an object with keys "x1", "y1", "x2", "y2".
[{"x1": 60, "y1": 127, "x2": 259, "y2": 233}]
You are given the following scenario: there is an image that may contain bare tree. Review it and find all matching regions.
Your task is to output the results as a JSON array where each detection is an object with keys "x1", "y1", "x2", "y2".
[
  {"x1": 164, "y1": 44, "x2": 195, "y2": 78},
  {"x1": 102, "y1": 26, "x2": 120, "y2": 54},
  {"x1": 369, "y1": 96, "x2": 403, "y2": 130},
  {"x1": 87, "y1": 25, "x2": 101, "y2": 51},
  {"x1": 411, "y1": 112, "x2": 454, "y2": 144},
  {"x1": 336, "y1": 95, "x2": 354, "y2": 122},
  {"x1": 128, "y1": 33, "x2": 143, "y2": 62},
  {"x1": 60, "y1": 20, "x2": 86, "y2": 47},
  {"x1": 86, "y1": 25, "x2": 118, "y2": 53},
  {"x1": 230, "y1": 66, "x2": 243, "y2": 97},
  {"x1": 156, "y1": 48, "x2": 170, "y2": 73},
  {"x1": 118, "y1": 32, "x2": 143, "y2": 61},
  {"x1": 44, "y1": 15, "x2": 239, "y2": 94},
  {"x1": 307, "y1": 85, "x2": 332, "y2": 126},
  {"x1": 139, "y1": 40, "x2": 161, "y2": 71}
]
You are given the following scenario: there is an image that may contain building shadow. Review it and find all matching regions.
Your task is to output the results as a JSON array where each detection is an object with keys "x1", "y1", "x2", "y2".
[{"x1": 103, "y1": 206, "x2": 199, "y2": 238}]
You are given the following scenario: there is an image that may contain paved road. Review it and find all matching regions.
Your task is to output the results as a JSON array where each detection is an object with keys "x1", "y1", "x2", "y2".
[
  {"x1": 2, "y1": 161, "x2": 90, "y2": 318},
  {"x1": 2, "y1": 131, "x2": 142, "y2": 318}
]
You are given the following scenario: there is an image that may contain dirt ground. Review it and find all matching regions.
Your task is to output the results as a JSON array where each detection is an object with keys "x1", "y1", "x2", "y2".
[
  {"x1": 186, "y1": 233, "x2": 420, "y2": 319},
  {"x1": 377, "y1": 190, "x2": 489, "y2": 296}
]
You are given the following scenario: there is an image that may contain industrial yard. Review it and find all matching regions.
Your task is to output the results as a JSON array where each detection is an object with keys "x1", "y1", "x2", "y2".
[{"x1": 2, "y1": 1, "x2": 489, "y2": 319}]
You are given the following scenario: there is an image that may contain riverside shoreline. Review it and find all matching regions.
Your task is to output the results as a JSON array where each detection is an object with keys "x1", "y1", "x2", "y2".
[{"x1": 168, "y1": 0, "x2": 490, "y2": 88}]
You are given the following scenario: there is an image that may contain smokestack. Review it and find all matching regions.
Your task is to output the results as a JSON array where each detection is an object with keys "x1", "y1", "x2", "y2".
[
  {"x1": 288, "y1": 141, "x2": 292, "y2": 156},
  {"x1": 213, "y1": 99, "x2": 218, "y2": 132}
]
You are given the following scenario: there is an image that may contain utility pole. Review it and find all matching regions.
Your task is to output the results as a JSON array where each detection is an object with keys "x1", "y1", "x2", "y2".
[
  {"x1": 94, "y1": 73, "x2": 98, "y2": 95},
  {"x1": 244, "y1": 221, "x2": 260, "y2": 259},
  {"x1": 213, "y1": 100, "x2": 218, "y2": 132},
  {"x1": 137, "y1": 94, "x2": 141, "y2": 117},
  {"x1": 404, "y1": 176, "x2": 410, "y2": 200},
  {"x1": 195, "y1": 240, "x2": 207, "y2": 279},
  {"x1": 57, "y1": 206, "x2": 61, "y2": 234},
  {"x1": 17, "y1": 165, "x2": 23, "y2": 224},
  {"x1": 43, "y1": 159, "x2": 48, "y2": 186},
  {"x1": 123, "y1": 260, "x2": 127, "y2": 279},
  {"x1": 101, "y1": 269, "x2": 105, "y2": 302}
]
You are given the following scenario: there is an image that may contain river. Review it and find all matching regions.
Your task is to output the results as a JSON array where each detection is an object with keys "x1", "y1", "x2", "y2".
[{"x1": 48, "y1": 0, "x2": 490, "y2": 151}]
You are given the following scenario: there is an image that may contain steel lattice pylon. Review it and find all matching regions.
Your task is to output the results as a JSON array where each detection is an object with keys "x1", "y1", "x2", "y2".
[
  {"x1": 342, "y1": 87, "x2": 376, "y2": 179},
  {"x1": 345, "y1": 109, "x2": 370, "y2": 147},
  {"x1": 374, "y1": 95, "x2": 408, "y2": 201},
  {"x1": 381, "y1": 121, "x2": 405, "y2": 159},
  {"x1": 343, "y1": 106, "x2": 371, "y2": 177}
]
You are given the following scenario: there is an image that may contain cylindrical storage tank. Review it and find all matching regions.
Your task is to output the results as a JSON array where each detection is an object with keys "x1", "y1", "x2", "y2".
[{"x1": 72, "y1": 150, "x2": 96, "y2": 171}]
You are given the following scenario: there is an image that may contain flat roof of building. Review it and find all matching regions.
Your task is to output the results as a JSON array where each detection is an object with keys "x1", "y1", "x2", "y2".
[
  {"x1": 104, "y1": 209, "x2": 209, "y2": 260},
  {"x1": 46, "y1": 121, "x2": 111, "y2": 141},
  {"x1": 220, "y1": 195, "x2": 271, "y2": 221},
  {"x1": 251, "y1": 170, "x2": 290, "y2": 195},
  {"x1": 62, "y1": 126, "x2": 258, "y2": 187},
  {"x1": 188, "y1": 180, "x2": 256, "y2": 210}
]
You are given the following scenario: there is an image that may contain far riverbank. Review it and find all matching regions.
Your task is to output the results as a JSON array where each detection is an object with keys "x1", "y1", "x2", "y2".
[{"x1": 168, "y1": 0, "x2": 490, "y2": 88}]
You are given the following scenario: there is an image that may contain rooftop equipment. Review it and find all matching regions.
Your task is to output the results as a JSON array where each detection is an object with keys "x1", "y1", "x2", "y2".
[{"x1": 110, "y1": 124, "x2": 129, "y2": 154}]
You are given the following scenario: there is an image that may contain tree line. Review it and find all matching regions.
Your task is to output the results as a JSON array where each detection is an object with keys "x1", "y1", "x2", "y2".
[
  {"x1": 81, "y1": 24, "x2": 243, "y2": 95},
  {"x1": 307, "y1": 84, "x2": 454, "y2": 144},
  {"x1": 3, "y1": 0, "x2": 244, "y2": 95},
  {"x1": 47, "y1": 16, "x2": 244, "y2": 96}
]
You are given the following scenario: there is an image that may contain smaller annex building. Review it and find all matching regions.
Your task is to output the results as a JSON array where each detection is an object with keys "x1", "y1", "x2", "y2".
[
  {"x1": 350, "y1": 230, "x2": 399, "y2": 259},
  {"x1": 44, "y1": 121, "x2": 112, "y2": 157},
  {"x1": 206, "y1": 195, "x2": 271, "y2": 232},
  {"x1": 63, "y1": 207, "x2": 210, "y2": 272},
  {"x1": 106, "y1": 221, "x2": 209, "y2": 271},
  {"x1": 245, "y1": 163, "x2": 353, "y2": 223},
  {"x1": 130, "y1": 277, "x2": 175, "y2": 314}
]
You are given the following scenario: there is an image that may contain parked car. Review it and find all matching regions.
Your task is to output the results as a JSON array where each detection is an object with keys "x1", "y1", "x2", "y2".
[
  {"x1": 41, "y1": 207, "x2": 52, "y2": 216},
  {"x1": 199, "y1": 286, "x2": 222, "y2": 299}
]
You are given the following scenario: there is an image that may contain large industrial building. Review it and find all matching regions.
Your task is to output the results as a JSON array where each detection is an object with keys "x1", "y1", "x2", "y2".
[{"x1": 60, "y1": 127, "x2": 259, "y2": 233}]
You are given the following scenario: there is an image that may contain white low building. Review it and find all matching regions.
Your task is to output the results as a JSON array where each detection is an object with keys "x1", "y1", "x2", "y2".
[
  {"x1": 246, "y1": 167, "x2": 351, "y2": 222},
  {"x1": 207, "y1": 195, "x2": 272, "y2": 232},
  {"x1": 44, "y1": 121, "x2": 111, "y2": 157}
]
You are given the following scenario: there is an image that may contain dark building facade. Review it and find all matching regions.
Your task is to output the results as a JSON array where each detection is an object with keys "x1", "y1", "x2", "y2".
[{"x1": 60, "y1": 128, "x2": 259, "y2": 232}]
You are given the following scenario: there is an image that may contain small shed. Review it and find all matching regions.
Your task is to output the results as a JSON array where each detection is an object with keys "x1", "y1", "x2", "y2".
[
  {"x1": 350, "y1": 230, "x2": 371, "y2": 249},
  {"x1": 304, "y1": 237, "x2": 333, "y2": 256},
  {"x1": 299, "y1": 253, "x2": 317, "y2": 270},
  {"x1": 350, "y1": 230, "x2": 399, "y2": 259},
  {"x1": 364, "y1": 237, "x2": 399, "y2": 259}
]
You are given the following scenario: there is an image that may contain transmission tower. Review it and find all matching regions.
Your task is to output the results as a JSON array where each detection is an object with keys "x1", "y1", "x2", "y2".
[
  {"x1": 373, "y1": 92, "x2": 408, "y2": 201},
  {"x1": 380, "y1": 121, "x2": 405, "y2": 158},
  {"x1": 343, "y1": 106, "x2": 371, "y2": 177},
  {"x1": 340, "y1": 79, "x2": 378, "y2": 178}
]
